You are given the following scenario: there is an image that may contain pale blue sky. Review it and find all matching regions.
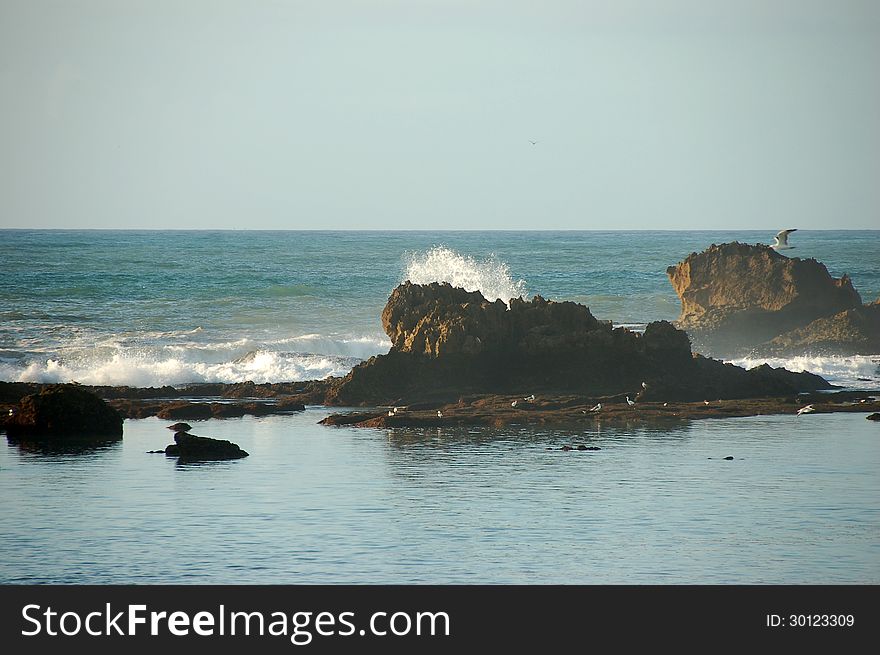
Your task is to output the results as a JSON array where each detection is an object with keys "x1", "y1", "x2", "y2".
[{"x1": 1, "y1": 0, "x2": 878, "y2": 229}]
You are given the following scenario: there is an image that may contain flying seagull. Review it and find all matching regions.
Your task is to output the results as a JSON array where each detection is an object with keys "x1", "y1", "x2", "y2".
[
  {"x1": 771, "y1": 229, "x2": 797, "y2": 251},
  {"x1": 797, "y1": 404, "x2": 815, "y2": 416},
  {"x1": 529, "y1": 140, "x2": 538, "y2": 145}
]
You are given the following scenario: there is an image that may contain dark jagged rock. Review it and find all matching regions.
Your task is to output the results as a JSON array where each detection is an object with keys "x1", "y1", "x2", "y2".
[
  {"x1": 2, "y1": 384, "x2": 123, "y2": 438},
  {"x1": 326, "y1": 282, "x2": 831, "y2": 406},
  {"x1": 164, "y1": 432, "x2": 249, "y2": 461},
  {"x1": 867, "y1": 413, "x2": 880, "y2": 421},
  {"x1": 667, "y1": 242, "x2": 862, "y2": 355},
  {"x1": 760, "y1": 299, "x2": 880, "y2": 356},
  {"x1": 276, "y1": 398, "x2": 307, "y2": 412},
  {"x1": 156, "y1": 402, "x2": 214, "y2": 420}
]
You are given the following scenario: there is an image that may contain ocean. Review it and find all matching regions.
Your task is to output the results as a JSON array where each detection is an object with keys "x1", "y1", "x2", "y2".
[
  {"x1": 1, "y1": 230, "x2": 878, "y2": 584},
  {"x1": 2, "y1": 230, "x2": 879, "y2": 388}
]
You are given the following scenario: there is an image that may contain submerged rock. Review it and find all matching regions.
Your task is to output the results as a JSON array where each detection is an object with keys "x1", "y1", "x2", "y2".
[
  {"x1": 326, "y1": 282, "x2": 831, "y2": 406},
  {"x1": 666, "y1": 242, "x2": 862, "y2": 355},
  {"x1": 164, "y1": 432, "x2": 249, "y2": 461},
  {"x1": 2, "y1": 384, "x2": 123, "y2": 439},
  {"x1": 867, "y1": 413, "x2": 880, "y2": 421}
]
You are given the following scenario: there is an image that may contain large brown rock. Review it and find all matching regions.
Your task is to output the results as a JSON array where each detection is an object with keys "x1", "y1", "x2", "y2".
[
  {"x1": 326, "y1": 282, "x2": 831, "y2": 406},
  {"x1": 667, "y1": 242, "x2": 862, "y2": 354},
  {"x1": 3, "y1": 384, "x2": 123, "y2": 438},
  {"x1": 381, "y1": 282, "x2": 601, "y2": 357},
  {"x1": 761, "y1": 299, "x2": 880, "y2": 356}
]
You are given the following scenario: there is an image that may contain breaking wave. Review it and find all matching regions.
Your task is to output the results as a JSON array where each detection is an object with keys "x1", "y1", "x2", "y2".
[
  {"x1": 403, "y1": 246, "x2": 527, "y2": 304},
  {"x1": 729, "y1": 354, "x2": 880, "y2": 390},
  {"x1": 0, "y1": 333, "x2": 391, "y2": 387}
]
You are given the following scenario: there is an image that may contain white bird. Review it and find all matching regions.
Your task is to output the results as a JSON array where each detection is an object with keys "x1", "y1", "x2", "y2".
[
  {"x1": 387, "y1": 410, "x2": 394, "y2": 417},
  {"x1": 392, "y1": 407, "x2": 399, "y2": 414},
  {"x1": 524, "y1": 394, "x2": 535, "y2": 401},
  {"x1": 529, "y1": 140, "x2": 538, "y2": 145},
  {"x1": 771, "y1": 229, "x2": 797, "y2": 251},
  {"x1": 797, "y1": 404, "x2": 815, "y2": 416},
  {"x1": 626, "y1": 396, "x2": 635, "y2": 407},
  {"x1": 703, "y1": 400, "x2": 710, "y2": 405},
  {"x1": 663, "y1": 402, "x2": 668, "y2": 407},
  {"x1": 437, "y1": 410, "x2": 443, "y2": 418},
  {"x1": 586, "y1": 403, "x2": 602, "y2": 412},
  {"x1": 511, "y1": 400, "x2": 518, "y2": 407},
  {"x1": 641, "y1": 382, "x2": 648, "y2": 390}
]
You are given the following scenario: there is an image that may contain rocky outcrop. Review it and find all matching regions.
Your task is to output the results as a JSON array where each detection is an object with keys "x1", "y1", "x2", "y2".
[
  {"x1": 326, "y1": 282, "x2": 831, "y2": 406},
  {"x1": 760, "y1": 298, "x2": 880, "y2": 356},
  {"x1": 381, "y1": 282, "x2": 601, "y2": 357},
  {"x1": 2, "y1": 384, "x2": 123, "y2": 438},
  {"x1": 667, "y1": 242, "x2": 862, "y2": 354},
  {"x1": 163, "y1": 432, "x2": 249, "y2": 461}
]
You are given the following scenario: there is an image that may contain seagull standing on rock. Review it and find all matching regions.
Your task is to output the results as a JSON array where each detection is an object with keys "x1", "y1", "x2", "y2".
[
  {"x1": 511, "y1": 400, "x2": 518, "y2": 407},
  {"x1": 437, "y1": 410, "x2": 443, "y2": 419},
  {"x1": 584, "y1": 403, "x2": 602, "y2": 413},
  {"x1": 524, "y1": 394, "x2": 535, "y2": 402},
  {"x1": 166, "y1": 422, "x2": 192, "y2": 433},
  {"x1": 626, "y1": 396, "x2": 635, "y2": 407}
]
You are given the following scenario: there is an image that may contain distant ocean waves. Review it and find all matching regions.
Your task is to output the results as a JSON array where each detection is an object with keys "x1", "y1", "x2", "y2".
[
  {"x1": 0, "y1": 332, "x2": 391, "y2": 387},
  {"x1": 728, "y1": 354, "x2": 880, "y2": 390}
]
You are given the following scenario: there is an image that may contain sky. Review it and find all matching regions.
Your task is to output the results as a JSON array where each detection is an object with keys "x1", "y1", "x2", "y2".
[{"x1": 1, "y1": 0, "x2": 878, "y2": 230}]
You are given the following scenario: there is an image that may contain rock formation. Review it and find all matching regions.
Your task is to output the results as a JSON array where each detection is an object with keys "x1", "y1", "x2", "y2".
[
  {"x1": 666, "y1": 242, "x2": 862, "y2": 354},
  {"x1": 760, "y1": 297, "x2": 880, "y2": 356},
  {"x1": 2, "y1": 384, "x2": 123, "y2": 439},
  {"x1": 163, "y1": 431, "x2": 249, "y2": 461},
  {"x1": 326, "y1": 281, "x2": 830, "y2": 406}
]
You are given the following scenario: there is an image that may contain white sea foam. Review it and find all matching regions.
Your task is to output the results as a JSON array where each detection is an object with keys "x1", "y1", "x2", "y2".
[
  {"x1": 729, "y1": 354, "x2": 880, "y2": 390},
  {"x1": 0, "y1": 332, "x2": 391, "y2": 387},
  {"x1": 403, "y1": 246, "x2": 527, "y2": 304}
]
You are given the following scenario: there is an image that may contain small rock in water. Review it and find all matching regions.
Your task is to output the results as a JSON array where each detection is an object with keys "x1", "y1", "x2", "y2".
[
  {"x1": 866, "y1": 413, "x2": 880, "y2": 421},
  {"x1": 723, "y1": 456, "x2": 734, "y2": 460},
  {"x1": 163, "y1": 432, "x2": 249, "y2": 461},
  {"x1": 561, "y1": 445, "x2": 572, "y2": 451}
]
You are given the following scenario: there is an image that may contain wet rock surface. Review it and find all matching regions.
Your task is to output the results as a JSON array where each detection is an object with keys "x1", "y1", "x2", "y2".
[
  {"x1": 163, "y1": 431, "x2": 249, "y2": 461},
  {"x1": 2, "y1": 384, "x2": 123, "y2": 439},
  {"x1": 320, "y1": 392, "x2": 880, "y2": 429}
]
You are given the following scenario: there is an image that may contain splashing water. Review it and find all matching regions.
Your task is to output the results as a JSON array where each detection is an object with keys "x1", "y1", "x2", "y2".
[
  {"x1": 403, "y1": 246, "x2": 527, "y2": 303},
  {"x1": 728, "y1": 354, "x2": 880, "y2": 390}
]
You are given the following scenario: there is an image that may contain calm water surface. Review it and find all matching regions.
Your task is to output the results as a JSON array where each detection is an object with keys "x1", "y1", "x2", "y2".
[{"x1": 1, "y1": 411, "x2": 877, "y2": 584}]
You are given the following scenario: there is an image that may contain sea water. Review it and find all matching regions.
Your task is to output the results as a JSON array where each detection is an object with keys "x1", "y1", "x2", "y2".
[
  {"x1": 2, "y1": 230, "x2": 878, "y2": 387},
  {"x1": 0, "y1": 230, "x2": 878, "y2": 584},
  {"x1": 0, "y1": 413, "x2": 877, "y2": 584}
]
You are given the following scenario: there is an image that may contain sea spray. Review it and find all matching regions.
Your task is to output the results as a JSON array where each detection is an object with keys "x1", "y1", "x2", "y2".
[
  {"x1": 403, "y1": 246, "x2": 527, "y2": 304},
  {"x1": 1, "y1": 333, "x2": 390, "y2": 386},
  {"x1": 728, "y1": 354, "x2": 880, "y2": 390}
]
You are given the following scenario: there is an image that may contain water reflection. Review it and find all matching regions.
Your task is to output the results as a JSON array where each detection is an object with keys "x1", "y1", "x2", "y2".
[
  {"x1": 378, "y1": 418, "x2": 695, "y2": 451},
  {"x1": 5, "y1": 434, "x2": 122, "y2": 457}
]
